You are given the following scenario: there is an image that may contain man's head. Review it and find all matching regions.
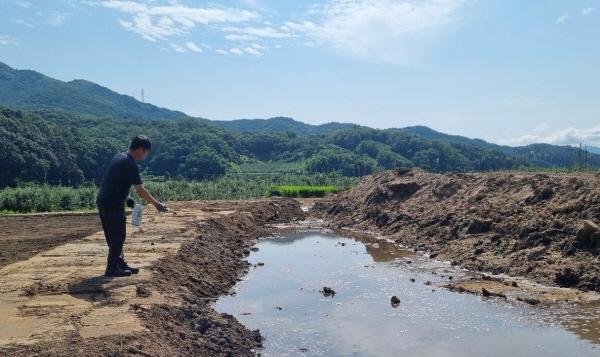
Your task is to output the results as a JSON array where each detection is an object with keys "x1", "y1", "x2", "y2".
[{"x1": 128, "y1": 135, "x2": 151, "y2": 161}]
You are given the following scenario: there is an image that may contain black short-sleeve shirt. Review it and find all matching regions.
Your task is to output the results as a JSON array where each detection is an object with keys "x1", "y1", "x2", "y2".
[{"x1": 96, "y1": 152, "x2": 143, "y2": 207}]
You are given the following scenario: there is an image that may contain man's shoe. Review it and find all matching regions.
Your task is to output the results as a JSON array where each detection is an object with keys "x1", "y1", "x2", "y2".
[
  {"x1": 118, "y1": 258, "x2": 139, "y2": 274},
  {"x1": 105, "y1": 265, "x2": 132, "y2": 277}
]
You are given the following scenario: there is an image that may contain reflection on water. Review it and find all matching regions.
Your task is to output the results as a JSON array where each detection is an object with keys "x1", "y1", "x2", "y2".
[{"x1": 216, "y1": 231, "x2": 600, "y2": 357}]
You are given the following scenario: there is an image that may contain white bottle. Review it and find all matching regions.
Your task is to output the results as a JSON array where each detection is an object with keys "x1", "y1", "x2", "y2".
[{"x1": 132, "y1": 203, "x2": 143, "y2": 227}]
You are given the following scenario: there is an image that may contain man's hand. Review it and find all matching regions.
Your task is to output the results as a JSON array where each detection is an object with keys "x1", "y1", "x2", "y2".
[
  {"x1": 126, "y1": 197, "x2": 136, "y2": 209},
  {"x1": 154, "y1": 202, "x2": 169, "y2": 213}
]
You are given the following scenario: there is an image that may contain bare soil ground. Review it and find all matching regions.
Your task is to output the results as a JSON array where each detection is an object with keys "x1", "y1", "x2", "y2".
[
  {"x1": 0, "y1": 212, "x2": 101, "y2": 269},
  {"x1": 312, "y1": 169, "x2": 600, "y2": 293},
  {"x1": 2, "y1": 173, "x2": 600, "y2": 355},
  {"x1": 0, "y1": 199, "x2": 304, "y2": 357}
]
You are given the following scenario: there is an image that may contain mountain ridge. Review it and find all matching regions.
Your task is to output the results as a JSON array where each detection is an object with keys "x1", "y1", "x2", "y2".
[
  {"x1": 1, "y1": 60, "x2": 597, "y2": 164},
  {"x1": 208, "y1": 116, "x2": 359, "y2": 136},
  {"x1": 0, "y1": 61, "x2": 185, "y2": 121}
]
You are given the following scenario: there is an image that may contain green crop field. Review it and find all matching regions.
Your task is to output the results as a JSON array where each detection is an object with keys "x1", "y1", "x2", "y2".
[
  {"x1": 268, "y1": 185, "x2": 340, "y2": 198},
  {"x1": 0, "y1": 173, "x2": 358, "y2": 214},
  {"x1": 0, "y1": 184, "x2": 98, "y2": 214}
]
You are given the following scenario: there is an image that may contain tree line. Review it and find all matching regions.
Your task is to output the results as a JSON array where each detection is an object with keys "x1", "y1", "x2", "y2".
[{"x1": 0, "y1": 106, "x2": 591, "y2": 189}]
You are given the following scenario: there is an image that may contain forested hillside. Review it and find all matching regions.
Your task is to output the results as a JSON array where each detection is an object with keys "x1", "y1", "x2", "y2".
[
  {"x1": 209, "y1": 117, "x2": 357, "y2": 136},
  {"x1": 1, "y1": 60, "x2": 596, "y2": 171},
  {"x1": 2, "y1": 61, "x2": 599, "y2": 190},
  {"x1": 1, "y1": 106, "x2": 548, "y2": 188},
  {"x1": 0, "y1": 62, "x2": 184, "y2": 121}
]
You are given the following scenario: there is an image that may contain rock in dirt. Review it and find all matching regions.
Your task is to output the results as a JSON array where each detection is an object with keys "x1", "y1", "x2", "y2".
[
  {"x1": 321, "y1": 287, "x2": 336, "y2": 297},
  {"x1": 194, "y1": 318, "x2": 211, "y2": 334},
  {"x1": 525, "y1": 186, "x2": 554, "y2": 205},
  {"x1": 555, "y1": 267, "x2": 581, "y2": 287},
  {"x1": 575, "y1": 220, "x2": 600, "y2": 250},
  {"x1": 135, "y1": 285, "x2": 152, "y2": 298},
  {"x1": 433, "y1": 181, "x2": 461, "y2": 200},
  {"x1": 466, "y1": 219, "x2": 493, "y2": 235},
  {"x1": 481, "y1": 288, "x2": 506, "y2": 299},
  {"x1": 127, "y1": 347, "x2": 153, "y2": 356},
  {"x1": 517, "y1": 297, "x2": 541, "y2": 305},
  {"x1": 388, "y1": 181, "x2": 420, "y2": 199}
]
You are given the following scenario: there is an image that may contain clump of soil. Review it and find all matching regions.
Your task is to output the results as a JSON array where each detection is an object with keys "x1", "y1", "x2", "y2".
[
  {"x1": 2, "y1": 198, "x2": 305, "y2": 357},
  {"x1": 312, "y1": 169, "x2": 600, "y2": 292}
]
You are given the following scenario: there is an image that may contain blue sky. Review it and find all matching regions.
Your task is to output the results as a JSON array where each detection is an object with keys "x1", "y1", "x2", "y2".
[{"x1": 0, "y1": 0, "x2": 599, "y2": 146}]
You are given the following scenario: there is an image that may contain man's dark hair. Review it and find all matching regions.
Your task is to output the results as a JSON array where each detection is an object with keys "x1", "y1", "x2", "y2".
[{"x1": 129, "y1": 135, "x2": 152, "y2": 151}]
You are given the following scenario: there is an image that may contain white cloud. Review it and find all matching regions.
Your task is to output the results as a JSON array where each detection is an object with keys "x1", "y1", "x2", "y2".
[
  {"x1": 224, "y1": 34, "x2": 258, "y2": 42},
  {"x1": 0, "y1": 35, "x2": 18, "y2": 46},
  {"x1": 96, "y1": 0, "x2": 467, "y2": 64},
  {"x1": 12, "y1": 19, "x2": 34, "y2": 28},
  {"x1": 170, "y1": 43, "x2": 187, "y2": 52},
  {"x1": 222, "y1": 25, "x2": 294, "y2": 39},
  {"x1": 497, "y1": 97, "x2": 550, "y2": 108},
  {"x1": 48, "y1": 11, "x2": 69, "y2": 26},
  {"x1": 556, "y1": 13, "x2": 570, "y2": 24},
  {"x1": 13, "y1": 0, "x2": 31, "y2": 8},
  {"x1": 503, "y1": 126, "x2": 600, "y2": 147},
  {"x1": 582, "y1": 7, "x2": 594, "y2": 16},
  {"x1": 243, "y1": 46, "x2": 262, "y2": 56},
  {"x1": 238, "y1": 0, "x2": 269, "y2": 12},
  {"x1": 185, "y1": 41, "x2": 202, "y2": 52},
  {"x1": 99, "y1": 0, "x2": 260, "y2": 41},
  {"x1": 216, "y1": 44, "x2": 264, "y2": 56},
  {"x1": 285, "y1": 0, "x2": 465, "y2": 64}
]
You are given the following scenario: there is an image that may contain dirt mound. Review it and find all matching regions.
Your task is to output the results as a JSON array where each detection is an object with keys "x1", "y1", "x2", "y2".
[{"x1": 312, "y1": 169, "x2": 600, "y2": 292}]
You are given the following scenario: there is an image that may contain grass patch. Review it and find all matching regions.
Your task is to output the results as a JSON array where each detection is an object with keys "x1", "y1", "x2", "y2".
[{"x1": 269, "y1": 185, "x2": 340, "y2": 198}]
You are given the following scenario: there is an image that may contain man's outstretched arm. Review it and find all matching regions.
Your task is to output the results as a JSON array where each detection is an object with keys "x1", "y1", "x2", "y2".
[{"x1": 134, "y1": 184, "x2": 168, "y2": 212}]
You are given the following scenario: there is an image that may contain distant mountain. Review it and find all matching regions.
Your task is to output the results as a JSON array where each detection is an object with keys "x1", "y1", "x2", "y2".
[
  {"x1": 0, "y1": 61, "x2": 185, "y2": 121},
  {"x1": 587, "y1": 146, "x2": 600, "y2": 155},
  {"x1": 210, "y1": 117, "x2": 358, "y2": 136},
  {"x1": 402, "y1": 125, "x2": 600, "y2": 167},
  {"x1": 1, "y1": 60, "x2": 597, "y2": 169},
  {"x1": 402, "y1": 125, "x2": 499, "y2": 150}
]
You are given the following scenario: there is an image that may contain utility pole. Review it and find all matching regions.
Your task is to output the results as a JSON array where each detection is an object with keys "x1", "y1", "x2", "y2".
[{"x1": 141, "y1": 88, "x2": 145, "y2": 103}]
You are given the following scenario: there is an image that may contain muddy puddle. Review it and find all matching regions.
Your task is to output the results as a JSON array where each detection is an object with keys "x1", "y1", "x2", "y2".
[{"x1": 216, "y1": 231, "x2": 600, "y2": 356}]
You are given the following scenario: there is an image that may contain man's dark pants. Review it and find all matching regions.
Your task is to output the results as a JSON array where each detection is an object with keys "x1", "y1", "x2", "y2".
[{"x1": 98, "y1": 205, "x2": 126, "y2": 266}]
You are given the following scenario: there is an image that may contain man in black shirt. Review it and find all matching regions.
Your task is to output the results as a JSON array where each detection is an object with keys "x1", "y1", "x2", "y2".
[{"x1": 96, "y1": 135, "x2": 168, "y2": 277}]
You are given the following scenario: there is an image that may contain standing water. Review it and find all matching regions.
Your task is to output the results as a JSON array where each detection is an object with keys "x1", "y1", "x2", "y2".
[{"x1": 216, "y1": 231, "x2": 600, "y2": 357}]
